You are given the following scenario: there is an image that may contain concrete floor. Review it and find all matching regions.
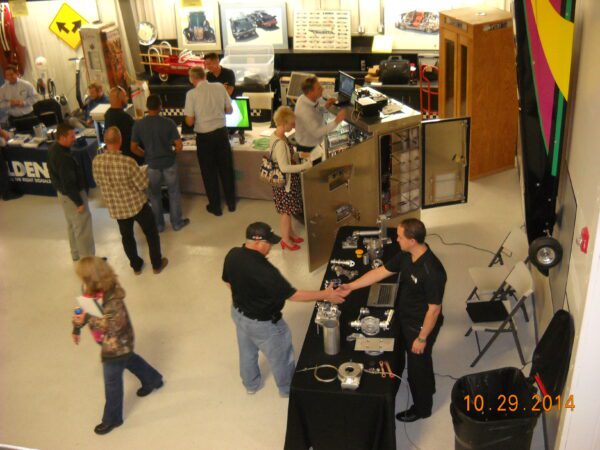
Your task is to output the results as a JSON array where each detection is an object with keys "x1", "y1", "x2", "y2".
[{"x1": 0, "y1": 168, "x2": 544, "y2": 450}]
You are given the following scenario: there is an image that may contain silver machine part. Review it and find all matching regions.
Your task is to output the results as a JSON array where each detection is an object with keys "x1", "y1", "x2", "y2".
[
  {"x1": 315, "y1": 302, "x2": 341, "y2": 355},
  {"x1": 330, "y1": 259, "x2": 356, "y2": 268},
  {"x1": 338, "y1": 362, "x2": 364, "y2": 390},
  {"x1": 350, "y1": 308, "x2": 394, "y2": 336},
  {"x1": 331, "y1": 264, "x2": 359, "y2": 280},
  {"x1": 371, "y1": 258, "x2": 384, "y2": 269}
]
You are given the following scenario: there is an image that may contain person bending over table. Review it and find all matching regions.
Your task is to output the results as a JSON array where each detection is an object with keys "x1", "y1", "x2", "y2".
[
  {"x1": 270, "y1": 106, "x2": 312, "y2": 251},
  {"x1": 337, "y1": 218, "x2": 446, "y2": 422},
  {"x1": 294, "y1": 76, "x2": 345, "y2": 162},
  {"x1": 72, "y1": 257, "x2": 164, "y2": 435},
  {"x1": 222, "y1": 222, "x2": 345, "y2": 397}
]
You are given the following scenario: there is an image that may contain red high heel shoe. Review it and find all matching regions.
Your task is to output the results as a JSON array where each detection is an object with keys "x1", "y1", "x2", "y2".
[
  {"x1": 290, "y1": 236, "x2": 304, "y2": 244},
  {"x1": 281, "y1": 240, "x2": 301, "y2": 251}
]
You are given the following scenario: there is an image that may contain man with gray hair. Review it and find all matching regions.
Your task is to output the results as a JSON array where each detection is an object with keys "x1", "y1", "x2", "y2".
[
  {"x1": 184, "y1": 66, "x2": 236, "y2": 216},
  {"x1": 93, "y1": 126, "x2": 168, "y2": 275},
  {"x1": 294, "y1": 76, "x2": 346, "y2": 162}
]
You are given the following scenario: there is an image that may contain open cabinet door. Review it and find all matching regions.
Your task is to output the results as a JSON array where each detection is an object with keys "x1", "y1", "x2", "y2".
[
  {"x1": 422, "y1": 117, "x2": 471, "y2": 208},
  {"x1": 302, "y1": 138, "x2": 379, "y2": 271}
]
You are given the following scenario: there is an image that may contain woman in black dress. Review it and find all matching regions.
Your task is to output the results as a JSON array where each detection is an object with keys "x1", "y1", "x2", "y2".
[{"x1": 270, "y1": 106, "x2": 312, "y2": 251}]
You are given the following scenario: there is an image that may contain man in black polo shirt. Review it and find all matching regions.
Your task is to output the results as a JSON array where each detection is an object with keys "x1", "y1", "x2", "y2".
[
  {"x1": 222, "y1": 222, "x2": 345, "y2": 397},
  {"x1": 339, "y1": 218, "x2": 446, "y2": 422},
  {"x1": 205, "y1": 53, "x2": 236, "y2": 97}
]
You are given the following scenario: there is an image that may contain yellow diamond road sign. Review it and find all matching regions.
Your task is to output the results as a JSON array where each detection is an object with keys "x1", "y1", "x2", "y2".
[{"x1": 49, "y1": 3, "x2": 88, "y2": 49}]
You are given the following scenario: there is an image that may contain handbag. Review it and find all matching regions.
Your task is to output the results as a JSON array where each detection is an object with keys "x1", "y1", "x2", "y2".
[
  {"x1": 379, "y1": 56, "x2": 410, "y2": 84},
  {"x1": 259, "y1": 139, "x2": 286, "y2": 188}
]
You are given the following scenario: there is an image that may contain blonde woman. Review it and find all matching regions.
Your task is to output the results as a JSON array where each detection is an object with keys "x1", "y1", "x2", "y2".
[
  {"x1": 270, "y1": 106, "x2": 312, "y2": 251},
  {"x1": 71, "y1": 257, "x2": 163, "y2": 435}
]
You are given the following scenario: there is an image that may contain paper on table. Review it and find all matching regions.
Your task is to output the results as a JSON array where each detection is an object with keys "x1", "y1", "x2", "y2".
[
  {"x1": 260, "y1": 128, "x2": 275, "y2": 137},
  {"x1": 77, "y1": 296, "x2": 104, "y2": 317}
]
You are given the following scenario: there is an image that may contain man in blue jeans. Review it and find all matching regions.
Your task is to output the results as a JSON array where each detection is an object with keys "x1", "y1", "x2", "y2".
[
  {"x1": 131, "y1": 95, "x2": 189, "y2": 232},
  {"x1": 222, "y1": 222, "x2": 345, "y2": 397}
]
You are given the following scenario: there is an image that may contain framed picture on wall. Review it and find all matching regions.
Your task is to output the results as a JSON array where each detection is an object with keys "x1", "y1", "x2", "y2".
[
  {"x1": 220, "y1": 1, "x2": 288, "y2": 50},
  {"x1": 384, "y1": 0, "x2": 454, "y2": 50},
  {"x1": 175, "y1": 1, "x2": 222, "y2": 51},
  {"x1": 293, "y1": 10, "x2": 351, "y2": 51}
]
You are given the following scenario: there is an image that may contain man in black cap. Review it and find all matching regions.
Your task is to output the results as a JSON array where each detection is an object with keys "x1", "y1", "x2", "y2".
[{"x1": 222, "y1": 222, "x2": 345, "y2": 397}]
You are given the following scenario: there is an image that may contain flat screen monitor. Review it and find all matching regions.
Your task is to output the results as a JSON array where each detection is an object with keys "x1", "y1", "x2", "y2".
[
  {"x1": 339, "y1": 71, "x2": 356, "y2": 100},
  {"x1": 226, "y1": 97, "x2": 252, "y2": 131}
]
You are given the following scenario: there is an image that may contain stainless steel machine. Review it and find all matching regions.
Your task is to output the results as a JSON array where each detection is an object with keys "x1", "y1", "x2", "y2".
[{"x1": 302, "y1": 88, "x2": 471, "y2": 270}]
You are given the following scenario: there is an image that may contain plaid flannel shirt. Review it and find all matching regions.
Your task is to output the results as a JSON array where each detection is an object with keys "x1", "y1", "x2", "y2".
[{"x1": 92, "y1": 152, "x2": 149, "y2": 219}]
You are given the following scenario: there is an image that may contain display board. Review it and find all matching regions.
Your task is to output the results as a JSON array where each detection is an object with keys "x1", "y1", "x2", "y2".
[
  {"x1": 175, "y1": 0, "x2": 222, "y2": 51},
  {"x1": 293, "y1": 10, "x2": 351, "y2": 51},
  {"x1": 220, "y1": 1, "x2": 288, "y2": 49}
]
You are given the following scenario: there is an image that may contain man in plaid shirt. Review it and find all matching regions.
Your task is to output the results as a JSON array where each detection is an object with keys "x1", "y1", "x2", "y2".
[{"x1": 93, "y1": 126, "x2": 168, "y2": 274}]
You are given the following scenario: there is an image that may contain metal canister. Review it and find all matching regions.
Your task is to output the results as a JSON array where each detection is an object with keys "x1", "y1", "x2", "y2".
[
  {"x1": 363, "y1": 252, "x2": 370, "y2": 266},
  {"x1": 322, "y1": 319, "x2": 340, "y2": 355}
]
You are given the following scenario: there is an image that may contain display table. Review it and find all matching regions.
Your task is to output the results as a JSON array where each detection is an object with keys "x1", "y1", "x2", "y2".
[
  {"x1": 177, "y1": 123, "x2": 273, "y2": 200},
  {"x1": 3, "y1": 138, "x2": 98, "y2": 196},
  {"x1": 284, "y1": 226, "x2": 405, "y2": 450}
]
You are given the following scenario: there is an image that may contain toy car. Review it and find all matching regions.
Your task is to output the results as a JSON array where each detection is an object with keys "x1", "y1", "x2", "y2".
[
  {"x1": 230, "y1": 17, "x2": 258, "y2": 41},
  {"x1": 141, "y1": 42, "x2": 205, "y2": 82},
  {"x1": 396, "y1": 11, "x2": 439, "y2": 34},
  {"x1": 248, "y1": 11, "x2": 278, "y2": 29},
  {"x1": 183, "y1": 11, "x2": 216, "y2": 43}
]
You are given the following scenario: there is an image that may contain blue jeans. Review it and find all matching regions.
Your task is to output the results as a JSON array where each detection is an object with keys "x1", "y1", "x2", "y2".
[
  {"x1": 102, "y1": 353, "x2": 162, "y2": 425},
  {"x1": 231, "y1": 306, "x2": 295, "y2": 395},
  {"x1": 147, "y1": 162, "x2": 184, "y2": 231}
]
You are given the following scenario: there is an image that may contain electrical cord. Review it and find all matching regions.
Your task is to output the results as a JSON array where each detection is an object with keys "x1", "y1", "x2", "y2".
[{"x1": 428, "y1": 233, "x2": 502, "y2": 257}]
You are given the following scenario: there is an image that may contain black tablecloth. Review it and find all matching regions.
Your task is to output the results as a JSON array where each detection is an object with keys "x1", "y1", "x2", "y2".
[
  {"x1": 285, "y1": 226, "x2": 405, "y2": 450},
  {"x1": 3, "y1": 138, "x2": 98, "y2": 196}
]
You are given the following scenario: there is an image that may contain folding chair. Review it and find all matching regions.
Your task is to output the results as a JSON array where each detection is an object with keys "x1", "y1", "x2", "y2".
[{"x1": 467, "y1": 262, "x2": 534, "y2": 367}]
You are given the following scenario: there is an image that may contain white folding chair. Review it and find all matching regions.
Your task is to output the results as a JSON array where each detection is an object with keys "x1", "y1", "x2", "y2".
[{"x1": 467, "y1": 262, "x2": 534, "y2": 367}]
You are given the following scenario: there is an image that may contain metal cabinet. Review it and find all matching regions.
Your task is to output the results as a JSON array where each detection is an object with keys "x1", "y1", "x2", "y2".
[{"x1": 302, "y1": 92, "x2": 470, "y2": 271}]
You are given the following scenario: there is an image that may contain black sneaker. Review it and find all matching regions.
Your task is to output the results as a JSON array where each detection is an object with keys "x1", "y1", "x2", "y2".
[
  {"x1": 206, "y1": 205, "x2": 222, "y2": 216},
  {"x1": 94, "y1": 421, "x2": 123, "y2": 435},
  {"x1": 137, "y1": 380, "x2": 164, "y2": 397},
  {"x1": 173, "y1": 218, "x2": 190, "y2": 231},
  {"x1": 153, "y1": 257, "x2": 169, "y2": 274}
]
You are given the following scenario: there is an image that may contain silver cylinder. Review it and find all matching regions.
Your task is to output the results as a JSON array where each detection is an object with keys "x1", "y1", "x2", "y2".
[{"x1": 322, "y1": 319, "x2": 340, "y2": 355}]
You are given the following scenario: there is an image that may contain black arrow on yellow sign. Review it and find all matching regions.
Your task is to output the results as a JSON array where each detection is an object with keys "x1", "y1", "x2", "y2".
[
  {"x1": 72, "y1": 21, "x2": 82, "y2": 33},
  {"x1": 57, "y1": 22, "x2": 70, "y2": 34}
]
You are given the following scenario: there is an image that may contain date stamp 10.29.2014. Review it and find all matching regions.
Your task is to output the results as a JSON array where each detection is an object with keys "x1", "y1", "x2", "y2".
[{"x1": 463, "y1": 394, "x2": 575, "y2": 413}]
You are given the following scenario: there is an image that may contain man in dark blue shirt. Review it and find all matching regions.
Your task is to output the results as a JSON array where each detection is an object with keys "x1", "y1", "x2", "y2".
[
  {"x1": 131, "y1": 95, "x2": 189, "y2": 232},
  {"x1": 339, "y1": 218, "x2": 446, "y2": 422}
]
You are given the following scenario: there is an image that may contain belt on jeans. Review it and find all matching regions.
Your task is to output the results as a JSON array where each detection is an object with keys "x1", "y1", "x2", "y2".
[
  {"x1": 196, "y1": 127, "x2": 226, "y2": 137},
  {"x1": 234, "y1": 306, "x2": 281, "y2": 323}
]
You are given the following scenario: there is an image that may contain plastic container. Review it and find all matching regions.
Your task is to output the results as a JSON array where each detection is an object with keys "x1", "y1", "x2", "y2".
[{"x1": 221, "y1": 45, "x2": 274, "y2": 85}]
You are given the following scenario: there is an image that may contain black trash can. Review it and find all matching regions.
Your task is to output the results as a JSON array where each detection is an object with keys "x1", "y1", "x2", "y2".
[{"x1": 450, "y1": 310, "x2": 575, "y2": 450}]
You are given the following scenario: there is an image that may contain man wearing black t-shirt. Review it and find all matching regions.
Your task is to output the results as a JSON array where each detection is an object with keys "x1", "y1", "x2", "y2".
[
  {"x1": 104, "y1": 87, "x2": 143, "y2": 165},
  {"x1": 222, "y1": 222, "x2": 345, "y2": 397},
  {"x1": 339, "y1": 218, "x2": 446, "y2": 422},
  {"x1": 205, "y1": 53, "x2": 236, "y2": 97}
]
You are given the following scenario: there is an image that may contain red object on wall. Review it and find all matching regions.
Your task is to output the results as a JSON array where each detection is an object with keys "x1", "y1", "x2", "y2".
[
  {"x1": 580, "y1": 227, "x2": 589, "y2": 254},
  {"x1": 0, "y1": 3, "x2": 27, "y2": 74}
]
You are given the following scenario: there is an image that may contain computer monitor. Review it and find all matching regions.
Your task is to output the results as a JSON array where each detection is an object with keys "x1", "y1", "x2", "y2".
[
  {"x1": 226, "y1": 97, "x2": 252, "y2": 131},
  {"x1": 338, "y1": 71, "x2": 356, "y2": 102}
]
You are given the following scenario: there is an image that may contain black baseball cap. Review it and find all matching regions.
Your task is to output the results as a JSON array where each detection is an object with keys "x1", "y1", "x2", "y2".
[{"x1": 246, "y1": 222, "x2": 281, "y2": 244}]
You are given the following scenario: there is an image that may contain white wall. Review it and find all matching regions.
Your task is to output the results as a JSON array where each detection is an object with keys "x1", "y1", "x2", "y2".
[{"x1": 553, "y1": 0, "x2": 600, "y2": 447}]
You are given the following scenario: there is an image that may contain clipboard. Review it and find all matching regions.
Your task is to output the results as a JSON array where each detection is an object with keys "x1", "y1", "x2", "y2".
[{"x1": 76, "y1": 295, "x2": 104, "y2": 317}]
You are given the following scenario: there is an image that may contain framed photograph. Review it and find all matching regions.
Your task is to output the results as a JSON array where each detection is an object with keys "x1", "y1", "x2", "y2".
[
  {"x1": 384, "y1": 0, "x2": 454, "y2": 50},
  {"x1": 220, "y1": 1, "x2": 288, "y2": 50},
  {"x1": 293, "y1": 10, "x2": 351, "y2": 51},
  {"x1": 176, "y1": 1, "x2": 222, "y2": 51}
]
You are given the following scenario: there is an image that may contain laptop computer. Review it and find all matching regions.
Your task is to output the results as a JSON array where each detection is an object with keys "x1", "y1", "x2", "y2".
[
  {"x1": 367, "y1": 275, "x2": 400, "y2": 308},
  {"x1": 335, "y1": 71, "x2": 356, "y2": 107}
]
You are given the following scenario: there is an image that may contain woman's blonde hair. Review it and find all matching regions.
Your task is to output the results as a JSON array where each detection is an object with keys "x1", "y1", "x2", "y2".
[
  {"x1": 75, "y1": 257, "x2": 118, "y2": 295},
  {"x1": 273, "y1": 106, "x2": 295, "y2": 127}
]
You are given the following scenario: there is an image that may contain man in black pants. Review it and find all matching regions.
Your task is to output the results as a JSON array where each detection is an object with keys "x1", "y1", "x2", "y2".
[
  {"x1": 92, "y1": 126, "x2": 168, "y2": 275},
  {"x1": 184, "y1": 66, "x2": 236, "y2": 216},
  {"x1": 339, "y1": 218, "x2": 446, "y2": 422}
]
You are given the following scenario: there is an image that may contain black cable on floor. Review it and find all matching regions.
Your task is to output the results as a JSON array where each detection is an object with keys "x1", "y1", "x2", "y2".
[
  {"x1": 434, "y1": 372, "x2": 460, "y2": 381},
  {"x1": 428, "y1": 233, "x2": 498, "y2": 257}
]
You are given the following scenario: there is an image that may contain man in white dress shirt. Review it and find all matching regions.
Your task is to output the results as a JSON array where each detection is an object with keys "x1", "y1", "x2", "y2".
[
  {"x1": 184, "y1": 66, "x2": 236, "y2": 216},
  {"x1": 294, "y1": 76, "x2": 346, "y2": 162},
  {"x1": 0, "y1": 65, "x2": 37, "y2": 126}
]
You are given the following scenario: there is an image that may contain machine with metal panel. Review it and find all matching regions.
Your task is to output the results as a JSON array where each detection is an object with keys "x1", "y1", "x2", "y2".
[{"x1": 302, "y1": 87, "x2": 470, "y2": 271}]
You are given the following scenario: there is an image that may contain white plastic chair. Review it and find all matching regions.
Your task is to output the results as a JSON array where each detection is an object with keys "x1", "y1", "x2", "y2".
[{"x1": 467, "y1": 262, "x2": 534, "y2": 367}]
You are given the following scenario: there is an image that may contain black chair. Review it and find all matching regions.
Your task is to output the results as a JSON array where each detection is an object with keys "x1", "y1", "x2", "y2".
[{"x1": 33, "y1": 98, "x2": 63, "y2": 127}]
